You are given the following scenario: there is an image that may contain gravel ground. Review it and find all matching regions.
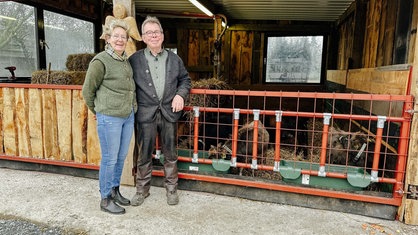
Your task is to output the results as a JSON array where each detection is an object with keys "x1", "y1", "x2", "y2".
[
  {"x1": 1, "y1": 168, "x2": 417, "y2": 235},
  {"x1": 0, "y1": 216, "x2": 86, "y2": 235}
]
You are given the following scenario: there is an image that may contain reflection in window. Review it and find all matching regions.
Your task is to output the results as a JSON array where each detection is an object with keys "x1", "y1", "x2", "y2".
[
  {"x1": 265, "y1": 36, "x2": 323, "y2": 83},
  {"x1": 44, "y1": 10, "x2": 94, "y2": 71},
  {"x1": 0, "y1": 1, "x2": 36, "y2": 78}
]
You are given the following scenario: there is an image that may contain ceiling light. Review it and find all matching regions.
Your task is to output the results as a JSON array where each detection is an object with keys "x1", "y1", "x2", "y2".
[{"x1": 189, "y1": 0, "x2": 213, "y2": 17}]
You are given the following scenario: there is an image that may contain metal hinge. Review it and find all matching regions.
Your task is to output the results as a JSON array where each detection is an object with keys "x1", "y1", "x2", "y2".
[
  {"x1": 398, "y1": 185, "x2": 418, "y2": 199},
  {"x1": 407, "y1": 185, "x2": 418, "y2": 200}
]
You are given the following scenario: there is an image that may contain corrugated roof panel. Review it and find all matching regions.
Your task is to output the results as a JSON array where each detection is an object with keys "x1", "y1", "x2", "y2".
[{"x1": 133, "y1": 0, "x2": 355, "y2": 21}]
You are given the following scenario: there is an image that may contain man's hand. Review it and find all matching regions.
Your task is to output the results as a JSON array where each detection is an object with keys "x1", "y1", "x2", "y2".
[{"x1": 172, "y1": 95, "x2": 184, "y2": 112}]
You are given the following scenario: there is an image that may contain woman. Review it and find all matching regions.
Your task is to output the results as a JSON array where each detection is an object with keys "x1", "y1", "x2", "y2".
[{"x1": 82, "y1": 19, "x2": 137, "y2": 214}]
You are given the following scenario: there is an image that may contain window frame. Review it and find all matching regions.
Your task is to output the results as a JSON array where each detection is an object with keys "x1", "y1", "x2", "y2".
[
  {"x1": 262, "y1": 32, "x2": 328, "y2": 85},
  {"x1": 0, "y1": 1, "x2": 97, "y2": 79}
]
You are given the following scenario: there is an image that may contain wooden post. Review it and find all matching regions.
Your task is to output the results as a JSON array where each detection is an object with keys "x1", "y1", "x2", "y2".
[
  {"x1": 113, "y1": 0, "x2": 136, "y2": 186},
  {"x1": 398, "y1": 0, "x2": 418, "y2": 225}
]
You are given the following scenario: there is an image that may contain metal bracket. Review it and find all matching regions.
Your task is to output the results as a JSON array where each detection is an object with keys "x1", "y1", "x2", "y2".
[
  {"x1": 405, "y1": 109, "x2": 418, "y2": 114},
  {"x1": 396, "y1": 185, "x2": 418, "y2": 199},
  {"x1": 193, "y1": 106, "x2": 200, "y2": 117},
  {"x1": 407, "y1": 185, "x2": 418, "y2": 200},
  {"x1": 155, "y1": 150, "x2": 161, "y2": 159},
  {"x1": 192, "y1": 153, "x2": 199, "y2": 163},
  {"x1": 233, "y1": 108, "x2": 240, "y2": 120},
  {"x1": 275, "y1": 110, "x2": 283, "y2": 122}
]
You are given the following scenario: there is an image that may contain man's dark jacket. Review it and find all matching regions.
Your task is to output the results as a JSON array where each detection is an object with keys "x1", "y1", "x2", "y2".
[{"x1": 129, "y1": 49, "x2": 191, "y2": 123}]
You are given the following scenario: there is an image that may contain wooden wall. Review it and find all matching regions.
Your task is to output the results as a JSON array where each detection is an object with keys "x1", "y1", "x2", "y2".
[
  {"x1": 336, "y1": 0, "x2": 415, "y2": 69},
  {"x1": 0, "y1": 86, "x2": 98, "y2": 164},
  {"x1": 0, "y1": 85, "x2": 136, "y2": 185}
]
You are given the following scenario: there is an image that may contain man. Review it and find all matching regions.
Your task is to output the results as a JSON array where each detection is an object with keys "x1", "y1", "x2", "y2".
[{"x1": 129, "y1": 16, "x2": 191, "y2": 206}]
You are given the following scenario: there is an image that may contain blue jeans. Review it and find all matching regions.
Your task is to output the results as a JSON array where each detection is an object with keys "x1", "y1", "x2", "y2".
[{"x1": 96, "y1": 110, "x2": 134, "y2": 199}]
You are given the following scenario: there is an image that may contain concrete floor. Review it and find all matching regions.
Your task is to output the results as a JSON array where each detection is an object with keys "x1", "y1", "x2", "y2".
[{"x1": 0, "y1": 167, "x2": 417, "y2": 235}]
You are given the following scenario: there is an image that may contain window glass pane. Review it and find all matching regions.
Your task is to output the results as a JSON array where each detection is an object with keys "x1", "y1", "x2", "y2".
[
  {"x1": 265, "y1": 36, "x2": 323, "y2": 83},
  {"x1": 0, "y1": 2, "x2": 37, "y2": 78},
  {"x1": 44, "y1": 10, "x2": 94, "y2": 71}
]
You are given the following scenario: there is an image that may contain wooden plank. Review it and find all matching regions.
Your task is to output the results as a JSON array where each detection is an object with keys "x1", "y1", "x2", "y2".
[
  {"x1": 326, "y1": 70, "x2": 347, "y2": 85},
  {"x1": 362, "y1": 0, "x2": 381, "y2": 68},
  {"x1": 404, "y1": 200, "x2": 418, "y2": 225},
  {"x1": 86, "y1": 110, "x2": 100, "y2": 165},
  {"x1": 380, "y1": 0, "x2": 397, "y2": 66},
  {"x1": 230, "y1": 31, "x2": 253, "y2": 85},
  {"x1": 351, "y1": 0, "x2": 367, "y2": 68},
  {"x1": 121, "y1": 132, "x2": 135, "y2": 186},
  {"x1": 28, "y1": 89, "x2": 43, "y2": 158},
  {"x1": 407, "y1": 0, "x2": 418, "y2": 63},
  {"x1": 337, "y1": 14, "x2": 354, "y2": 69},
  {"x1": 0, "y1": 88, "x2": 3, "y2": 154},
  {"x1": 346, "y1": 68, "x2": 372, "y2": 92},
  {"x1": 72, "y1": 90, "x2": 88, "y2": 164},
  {"x1": 176, "y1": 28, "x2": 188, "y2": 68},
  {"x1": 200, "y1": 29, "x2": 213, "y2": 67},
  {"x1": 370, "y1": 0, "x2": 381, "y2": 67},
  {"x1": 346, "y1": 68, "x2": 409, "y2": 95},
  {"x1": 15, "y1": 88, "x2": 31, "y2": 157},
  {"x1": 400, "y1": 5, "x2": 418, "y2": 222},
  {"x1": 55, "y1": 89, "x2": 72, "y2": 161},
  {"x1": 2, "y1": 88, "x2": 17, "y2": 156},
  {"x1": 376, "y1": 0, "x2": 388, "y2": 67},
  {"x1": 188, "y1": 30, "x2": 199, "y2": 67},
  {"x1": 42, "y1": 89, "x2": 59, "y2": 160}
]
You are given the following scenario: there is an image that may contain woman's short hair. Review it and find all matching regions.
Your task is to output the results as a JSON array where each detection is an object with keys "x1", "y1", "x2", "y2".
[
  {"x1": 141, "y1": 16, "x2": 163, "y2": 34},
  {"x1": 103, "y1": 19, "x2": 129, "y2": 38}
]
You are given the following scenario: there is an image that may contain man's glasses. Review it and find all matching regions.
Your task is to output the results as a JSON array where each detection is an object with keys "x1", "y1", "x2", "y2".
[{"x1": 144, "y1": 30, "x2": 163, "y2": 36}]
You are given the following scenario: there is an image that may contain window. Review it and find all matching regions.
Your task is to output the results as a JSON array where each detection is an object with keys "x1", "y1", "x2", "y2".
[
  {"x1": 0, "y1": 1, "x2": 37, "y2": 78},
  {"x1": 44, "y1": 11, "x2": 94, "y2": 71},
  {"x1": 0, "y1": 1, "x2": 95, "y2": 79},
  {"x1": 265, "y1": 36, "x2": 324, "y2": 84}
]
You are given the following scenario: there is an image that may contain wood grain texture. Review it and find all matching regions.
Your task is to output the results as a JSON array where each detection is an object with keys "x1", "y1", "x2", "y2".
[
  {"x1": 42, "y1": 89, "x2": 59, "y2": 160},
  {"x1": 56, "y1": 89, "x2": 72, "y2": 161},
  {"x1": 28, "y1": 89, "x2": 44, "y2": 158},
  {"x1": 72, "y1": 90, "x2": 88, "y2": 164},
  {"x1": 15, "y1": 88, "x2": 31, "y2": 157},
  {"x1": 2, "y1": 88, "x2": 17, "y2": 156}
]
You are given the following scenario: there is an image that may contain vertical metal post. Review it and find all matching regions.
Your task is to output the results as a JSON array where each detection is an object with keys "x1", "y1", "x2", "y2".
[
  {"x1": 273, "y1": 110, "x2": 283, "y2": 172},
  {"x1": 231, "y1": 108, "x2": 240, "y2": 167},
  {"x1": 319, "y1": 113, "x2": 332, "y2": 177},
  {"x1": 155, "y1": 135, "x2": 161, "y2": 159},
  {"x1": 192, "y1": 106, "x2": 200, "y2": 163},
  {"x1": 251, "y1": 109, "x2": 260, "y2": 169},
  {"x1": 393, "y1": 95, "x2": 413, "y2": 199},
  {"x1": 371, "y1": 116, "x2": 386, "y2": 182}
]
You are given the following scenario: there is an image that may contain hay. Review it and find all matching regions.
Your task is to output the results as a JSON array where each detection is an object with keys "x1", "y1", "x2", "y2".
[
  {"x1": 181, "y1": 78, "x2": 232, "y2": 138},
  {"x1": 186, "y1": 78, "x2": 231, "y2": 108},
  {"x1": 31, "y1": 70, "x2": 86, "y2": 85},
  {"x1": 66, "y1": 53, "x2": 95, "y2": 71}
]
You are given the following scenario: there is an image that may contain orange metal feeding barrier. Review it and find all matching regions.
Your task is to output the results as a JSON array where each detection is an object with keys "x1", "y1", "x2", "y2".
[{"x1": 169, "y1": 89, "x2": 413, "y2": 206}]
